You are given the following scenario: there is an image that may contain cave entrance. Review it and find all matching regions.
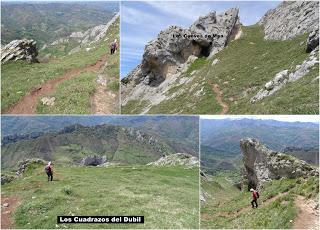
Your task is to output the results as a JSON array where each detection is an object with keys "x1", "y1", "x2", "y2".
[{"x1": 191, "y1": 40, "x2": 212, "y2": 58}]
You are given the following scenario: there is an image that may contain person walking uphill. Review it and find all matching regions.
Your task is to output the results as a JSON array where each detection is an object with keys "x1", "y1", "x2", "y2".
[
  {"x1": 250, "y1": 188, "x2": 259, "y2": 208},
  {"x1": 44, "y1": 161, "x2": 53, "y2": 182},
  {"x1": 110, "y1": 39, "x2": 118, "y2": 54}
]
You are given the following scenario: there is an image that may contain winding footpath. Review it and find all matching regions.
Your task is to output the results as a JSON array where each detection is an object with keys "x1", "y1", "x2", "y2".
[
  {"x1": 5, "y1": 55, "x2": 107, "y2": 114},
  {"x1": 91, "y1": 61, "x2": 117, "y2": 114},
  {"x1": 202, "y1": 192, "x2": 319, "y2": 229},
  {"x1": 211, "y1": 83, "x2": 229, "y2": 115}
]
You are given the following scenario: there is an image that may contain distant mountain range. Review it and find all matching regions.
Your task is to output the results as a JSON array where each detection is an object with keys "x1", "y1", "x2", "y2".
[
  {"x1": 1, "y1": 116, "x2": 199, "y2": 170},
  {"x1": 1, "y1": 1, "x2": 119, "y2": 46},
  {"x1": 201, "y1": 118, "x2": 319, "y2": 174}
]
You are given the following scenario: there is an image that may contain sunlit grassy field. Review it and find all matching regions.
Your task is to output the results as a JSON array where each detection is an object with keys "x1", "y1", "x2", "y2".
[{"x1": 2, "y1": 163, "x2": 199, "y2": 229}]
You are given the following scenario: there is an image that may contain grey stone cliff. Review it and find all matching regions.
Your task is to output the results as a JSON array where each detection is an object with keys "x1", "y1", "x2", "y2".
[{"x1": 240, "y1": 138, "x2": 318, "y2": 190}]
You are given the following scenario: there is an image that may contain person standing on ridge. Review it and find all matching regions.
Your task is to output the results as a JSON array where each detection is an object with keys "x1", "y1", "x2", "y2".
[
  {"x1": 250, "y1": 188, "x2": 259, "y2": 208},
  {"x1": 44, "y1": 161, "x2": 53, "y2": 182}
]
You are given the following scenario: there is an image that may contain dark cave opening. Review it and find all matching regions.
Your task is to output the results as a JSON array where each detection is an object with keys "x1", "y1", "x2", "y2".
[{"x1": 192, "y1": 40, "x2": 212, "y2": 58}]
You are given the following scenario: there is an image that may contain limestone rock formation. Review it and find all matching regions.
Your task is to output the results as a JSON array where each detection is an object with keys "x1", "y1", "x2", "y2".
[
  {"x1": 251, "y1": 47, "x2": 319, "y2": 103},
  {"x1": 121, "y1": 8, "x2": 240, "y2": 111},
  {"x1": 240, "y1": 138, "x2": 318, "y2": 190},
  {"x1": 1, "y1": 39, "x2": 38, "y2": 64},
  {"x1": 147, "y1": 153, "x2": 198, "y2": 167},
  {"x1": 1, "y1": 173, "x2": 15, "y2": 185},
  {"x1": 81, "y1": 155, "x2": 107, "y2": 166},
  {"x1": 259, "y1": 1, "x2": 319, "y2": 40},
  {"x1": 48, "y1": 13, "x2": 120, "y2": 54},
  {"x1": 16, "y1": 158, "x2": 47, "y2": 176}
]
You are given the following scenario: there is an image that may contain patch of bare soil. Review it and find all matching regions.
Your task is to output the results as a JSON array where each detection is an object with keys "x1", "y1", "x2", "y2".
[
  {"x1": 293, "y1": 195, "x2": 319, "y2": 230},
  {"x1": 91, "y1": 72, "x2": 117, "y2": 114},
  {"x1": 210, "y1": 83, "x2": 229, "y2": 114},
  {"x1": 1, "y1": 195, "x2": 20, "y2": 229}
]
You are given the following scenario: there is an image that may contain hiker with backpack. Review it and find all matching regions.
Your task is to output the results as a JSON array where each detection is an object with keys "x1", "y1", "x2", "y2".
[
  {"x1": 110, "y1": 39, "x2": 118, "y2": 54},
  {"x1": 44, "y1": 161, "x2": 53, "y2": 182},
  {"x1": 250, "y1": 188, "x2": 259, "y2": 208}
]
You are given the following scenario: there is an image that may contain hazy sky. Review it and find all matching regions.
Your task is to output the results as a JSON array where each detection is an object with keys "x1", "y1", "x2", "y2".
[
  {"x1": 200, "y1": 115, "x2": 320, "y2": 123},
  {"x1": 120, "y1": 1, "x2": 281, "y2": 78}
]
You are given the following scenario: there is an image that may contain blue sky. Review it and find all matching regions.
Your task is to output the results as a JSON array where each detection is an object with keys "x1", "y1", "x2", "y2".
[{"x1": 121, "y1": 1, "x2": 281, "y2": 78}]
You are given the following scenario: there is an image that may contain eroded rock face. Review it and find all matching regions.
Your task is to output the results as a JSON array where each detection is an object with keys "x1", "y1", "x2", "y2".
[
  {"x1": 1, "y1": 39, "x2": 38, "y2": 64},
  {"x1": 81, "y1": 155, "x2": 107, "y2": 166},
  {"x1": 49, "y1": 13, "x2": 120, "y2": 55},
  {"x1": 121, "y1": 8, "x2": 240, "y2": 108},
  {"x1": 240, "y1": 138, "x2": 318, "y2": 190},
  {"x1": 259, "y1": 1, "x2": 319, "y2": 40}
]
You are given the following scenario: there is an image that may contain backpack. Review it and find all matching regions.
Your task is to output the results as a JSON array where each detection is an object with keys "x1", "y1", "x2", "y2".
[
  {"x1": 256, "y1": 191, "x2": 260, "y2": 199},
  {"x1": 44, "y1": 165, "x2": 51, "y2": 173}
]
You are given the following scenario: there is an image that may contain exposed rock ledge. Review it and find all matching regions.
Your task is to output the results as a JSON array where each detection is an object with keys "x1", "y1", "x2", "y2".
[
  {"x1": 240, "y1": 138, "x2": 318, "y2": 191},
  {"x1": 148, "y1": 153, "x2": 198, "y2": 167},
  {"x1": 1, "y1": 39, "x2": 38, "y2": 64},
  {"x1": 250, "y1": 47, "x2": 319, "y2": 103}
]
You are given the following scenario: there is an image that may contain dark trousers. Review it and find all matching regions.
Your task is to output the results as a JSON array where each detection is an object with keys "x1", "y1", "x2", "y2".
[
  {"x1": 46, "y1": 172, "x2": 53, "y2": 181},
  {"x1": 110, "y1": 48, "x2": 115, "y2": 54},
  {"x1": 251, "y1": 199, "x2": 258, "y2": 208}
]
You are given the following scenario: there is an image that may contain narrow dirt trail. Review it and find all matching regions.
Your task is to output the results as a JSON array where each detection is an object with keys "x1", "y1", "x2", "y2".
[
  {"x1": 5, "y1": 55, "x2": 107, "y2": 114},
  {"x1": 210, "y1": 83, "x2": 229, "y2": 115},
  {"x1": 1, "y1": 195, "x2": 20, "y2": 229},
  {"x1": 293, "y1": 195, "x2": 319, "y2": 230},
  {"x1": 91, "y1": 62, "x2": 117, "y2": 114},
  {"x1": 202, "y1": 192, "x2": 288, "y2": 221}
]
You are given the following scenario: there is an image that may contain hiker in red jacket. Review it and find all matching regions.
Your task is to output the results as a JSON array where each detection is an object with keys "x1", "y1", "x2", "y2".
[
  {"x1": 250, "y1": 188, "x2": 259, "y2": 208},
  {"x1": 44, "y1": 162, "x2": 53, "y2": 182}
]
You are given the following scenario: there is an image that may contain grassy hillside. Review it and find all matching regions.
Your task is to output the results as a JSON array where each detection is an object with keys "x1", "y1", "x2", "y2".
[
  {"x1": 1, "y1": 116, "x2": 199, "y2": 157},
  {"x1": 1, "y1": 124, "x2": 175, "y2": 170},
  {"x1": 1, "y1": 2, "x2": 118, "y2": 46},
  {"x1": 126, "y1": 25, "x2": 318, "y2": 114},
  {"x1": 2, "y1": 164, "x2": 199, "y2": 229},
  {"x1": 1, "y1": 17, "x2": 119, "y2": 114},
  {"x1": 201, "y1": 172, "x2": 319, "y2": 229}
]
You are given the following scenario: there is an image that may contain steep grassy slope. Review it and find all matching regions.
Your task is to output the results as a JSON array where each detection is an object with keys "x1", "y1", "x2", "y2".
[
  {"x1": 2, "y1": 164, "x2": 199, "y2": 229},
  {"x1": 35, "y1": 18, "x2": 120, "y2": 114},
  {"x1": 201, "y1": 173, "x2": 319, "y2": 229},
  {"x1": 1, "y1": 17, "x2": 119, "y2": 113},
  {"x1": 1, "y1": 124, "x2": 174, "y2": 170},
  {"x1": 126, "y1": 25, "x2": 318, "y2": 114}
]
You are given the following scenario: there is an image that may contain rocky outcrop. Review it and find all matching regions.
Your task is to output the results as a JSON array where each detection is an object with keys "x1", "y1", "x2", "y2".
[
  {"x1": 240, "y1": 138, "x2": 318, "y2": 190},
  {"x1": 1, "y1": 39, "x2": 38, "y2": 64},
  {"x1": 121, "y1": 9, "x2": 240, "y2": 111},
  {"x1": 81, "y1": 155, "x2": 107, "y2": 166},
  {"x1": 306, "y1": 29, "x2": 319, "y2": 53},
  {"x1": 48, "y1": 13, "x2": 120, "y2": 54},
  {"x1": 251, "y1": 47, "x2": 319, "y2": 103},
  {"x1": 16, "y1": 158, "x2": 47, "y2": 176},
  {"x1": 259, "y1": 1, "x2": 319, "y2": 40},
  {"x1": 147, "y1": 153, "x2": 198, "y2": 167},
  {"x1": 1, "y1": 173, "x2": 15, "y2": 185}
]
